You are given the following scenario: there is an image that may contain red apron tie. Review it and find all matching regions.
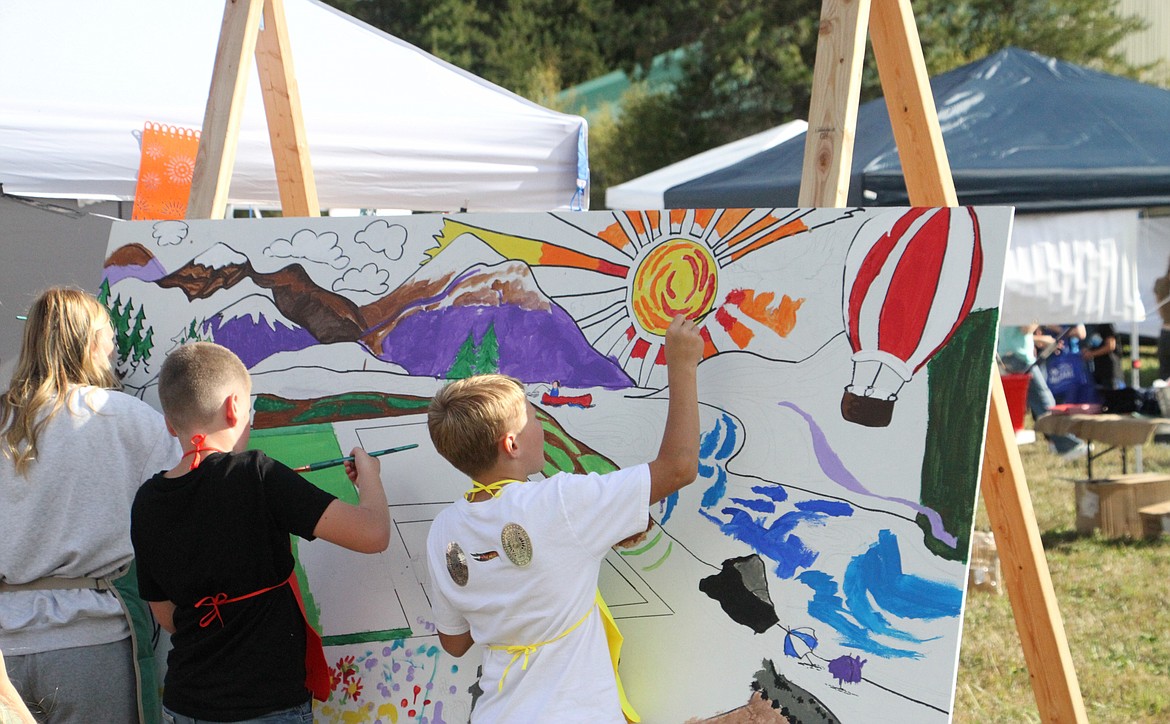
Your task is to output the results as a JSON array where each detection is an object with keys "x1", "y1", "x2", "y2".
[
  {"x1": 194, "y1": 572, "x2": 329, "y2": 701},
  {"x1": 180, "y1": 434, "x2": 223, "y2": 471}
]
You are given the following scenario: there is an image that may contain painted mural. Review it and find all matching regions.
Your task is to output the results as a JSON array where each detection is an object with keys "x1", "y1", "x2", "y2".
[{"x1": 104, "y1": 206, "x2": 1012, "y2": 723}]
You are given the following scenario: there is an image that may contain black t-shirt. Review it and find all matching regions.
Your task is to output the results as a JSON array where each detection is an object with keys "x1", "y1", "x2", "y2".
[
  {"x1": 131, "y1": 450, "x2": 336, "y2": 721},
  {"x1": 1086, "y1": 323, "x2": 1121, "y2": 387}
]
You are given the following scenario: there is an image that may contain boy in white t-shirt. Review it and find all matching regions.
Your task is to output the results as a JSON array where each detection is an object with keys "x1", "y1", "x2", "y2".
[{"x1": 425, "y1": 315, "x2": 703, "y2": 723}]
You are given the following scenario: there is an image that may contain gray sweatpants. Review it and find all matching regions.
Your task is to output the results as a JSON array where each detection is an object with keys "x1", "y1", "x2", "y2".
[{"x1": 5, "y1": 638, "x2": 136, "y2": 724}]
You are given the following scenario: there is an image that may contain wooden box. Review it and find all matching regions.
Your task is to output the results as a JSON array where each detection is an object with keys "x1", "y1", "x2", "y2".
[
  {"x1": 1139, "y1": 501, "x2": 1170, "y2": 539},
  {"x1": 967, "y1": 530, "x2": 1002, "y2": 595},
  {"x1": 1075, "y1": 473, "x2": 1170, "y2": 538}
]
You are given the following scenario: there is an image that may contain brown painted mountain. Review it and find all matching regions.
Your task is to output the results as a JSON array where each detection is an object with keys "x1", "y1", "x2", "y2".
[
  {"x1": 103, "y1": 243, "x2": 168, "y2": 285},
  {"x1": 154, "y1": 243, "x2": 365, "y2": 344},
  {"x1": 359, "y1": 258, "x2": 633, "y2": 389}
]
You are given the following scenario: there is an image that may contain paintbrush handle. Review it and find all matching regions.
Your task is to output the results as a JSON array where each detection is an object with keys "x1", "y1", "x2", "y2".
[{"x1": 292, "y1": 443, "x2": 418, "y2": 473}]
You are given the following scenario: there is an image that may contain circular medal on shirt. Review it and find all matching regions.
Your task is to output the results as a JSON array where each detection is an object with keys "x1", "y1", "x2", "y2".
[
  {"x1": 445, "y1": 542, "x2": 469, "y2": 586},
  {"x1": 500, "y1": 523, "x2": 533, "y2": 567}
]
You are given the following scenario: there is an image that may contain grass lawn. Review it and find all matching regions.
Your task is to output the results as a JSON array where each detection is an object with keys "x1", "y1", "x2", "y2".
[{"x1": 952, "y1": 417, "x2": 1170, "y2": 722}]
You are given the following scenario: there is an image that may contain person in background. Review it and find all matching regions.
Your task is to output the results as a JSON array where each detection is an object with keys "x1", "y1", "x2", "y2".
[
  {"x1": 1036, "y1": 324, "x2": 1095, "y2": 404},
  {"x1": 1083, "y1": 323, "x2": 1122, "y2": 392},
  {"x1": 0, "y1": 287, "x2": 180, "y2": 723},
  {"x1": 998, "y1": 323, "x2": 1087, "y2": 461},
  {"x1": 1156, "y1": 264, "x2": 1170, "y2": 380}
]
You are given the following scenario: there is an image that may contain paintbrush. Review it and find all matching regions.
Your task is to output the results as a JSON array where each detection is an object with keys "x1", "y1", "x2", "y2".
[{"x1": 292, "y1": 443, "x2": 418, "y2": 473}]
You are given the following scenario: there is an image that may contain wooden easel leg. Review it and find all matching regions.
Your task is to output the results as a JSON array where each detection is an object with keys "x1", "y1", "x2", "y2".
[
  {"x1": 255, "y1": 0, "x2": 320, "y2": 217},
  {"x1": 803, "y1": 1, "x2": 1089, "y2": 719},
  {"x1": 188, "y1": 0, "x2": 266, "y2": 220},
  {"x1": 982, "y1": 368, "x2": 1088, "y2": 722}
]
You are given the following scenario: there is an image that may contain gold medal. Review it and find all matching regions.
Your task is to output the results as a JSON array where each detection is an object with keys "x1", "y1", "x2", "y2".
[
  {"x1": 445, "y1": 542, "x2": 469, "y2": 586},
  {"x1": 500, "y1": 523, "x2": 533, "y2": 567}
]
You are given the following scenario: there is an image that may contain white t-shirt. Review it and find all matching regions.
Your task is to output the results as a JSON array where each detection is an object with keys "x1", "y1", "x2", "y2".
[
  {"x1": 426, "y1": 464, "x2": 650, "y2": 724},
  {"x1": 0, "y1": 386, "x2": 179, "y2": 655}
]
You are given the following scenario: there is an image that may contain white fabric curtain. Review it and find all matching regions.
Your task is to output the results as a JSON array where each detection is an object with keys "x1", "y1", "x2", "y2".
[{"x1": 1000, "y1": 208, "x2": 1144, "y2": 326}]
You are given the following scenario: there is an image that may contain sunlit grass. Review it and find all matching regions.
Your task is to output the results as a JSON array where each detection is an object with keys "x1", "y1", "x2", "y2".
[{"x1": 953, "y1": 419, "x2": 1170, "y2": 723}]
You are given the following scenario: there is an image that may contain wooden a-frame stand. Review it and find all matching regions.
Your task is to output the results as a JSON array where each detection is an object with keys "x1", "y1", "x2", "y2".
[
  {"x1": 187, "y1": 0, "x2": 1087, "y2": 719},
  {"x1": 187, "y1": 0, "x2": 319, "y2": 220},
  {"x1": 800, "y1": 1, "x2": 1087, "y2": 721}
]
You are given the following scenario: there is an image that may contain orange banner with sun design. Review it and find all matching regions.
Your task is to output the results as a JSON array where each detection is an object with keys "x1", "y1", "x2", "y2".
[{"x1": 132, "y1": 122, "x2": 200, "y2": 220}]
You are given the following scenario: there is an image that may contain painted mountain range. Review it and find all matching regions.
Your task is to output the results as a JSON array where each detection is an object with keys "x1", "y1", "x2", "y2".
[{"x1": 104, "y1": 242, "x2": 634, "y2": 388}]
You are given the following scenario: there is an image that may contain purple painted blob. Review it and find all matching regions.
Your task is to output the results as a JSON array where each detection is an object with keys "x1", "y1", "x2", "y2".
[
  {"x1": 777, "y1": 401, "x2": 958, "y2": 548},
  {"x1": 103, "y1": 259, "x2": 167, "y2": 286},
  {"x1": 208, "y1": 313, "x2": 317, "y2": 368},
  {"x1": 378, "y1": 305, "x2": 633, "y2": 388},
  {"x1": 828, "y1": 653, "x2": 866, "y2": 685}
]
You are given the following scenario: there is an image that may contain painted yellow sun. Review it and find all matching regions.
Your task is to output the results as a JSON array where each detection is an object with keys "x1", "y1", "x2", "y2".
[{"x1": 630, "y1": 238, "x2": 718, "y2": 336}]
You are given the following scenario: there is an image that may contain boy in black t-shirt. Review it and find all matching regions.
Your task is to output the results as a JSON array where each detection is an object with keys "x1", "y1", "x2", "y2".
[{"x1": 130, "y1": 342, "x2": 391, "y2": 722}]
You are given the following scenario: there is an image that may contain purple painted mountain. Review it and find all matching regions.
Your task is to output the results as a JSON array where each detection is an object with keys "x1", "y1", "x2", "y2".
[
  {"x1": 133, "y1": 236, "x2": 632, "y2": 388},
  {"x1": 103, "y1": 243, "x2": 168, "y2": 285},
  {"x1": 202, "y1": 294, "x2": 317, "y2": 368},
  {"x1": 362, "y1": 259, "x2": 633, "y2": 389}
]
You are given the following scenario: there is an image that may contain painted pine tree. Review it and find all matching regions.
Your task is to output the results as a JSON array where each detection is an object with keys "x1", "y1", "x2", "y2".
[
  {"x1": 473, "y1": 323, "x2": 500, "y2": 374},
  {"x1": 446, "y1": 332, "x2": 479, "y2": 379}
]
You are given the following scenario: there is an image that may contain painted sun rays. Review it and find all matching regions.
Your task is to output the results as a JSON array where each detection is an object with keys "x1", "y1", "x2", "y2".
[{"x1": 424, "y1": 208, "x2": 859, "y2": 387}]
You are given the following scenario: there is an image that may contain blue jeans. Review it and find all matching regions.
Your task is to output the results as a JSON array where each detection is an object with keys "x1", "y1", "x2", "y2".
[{"x1": 163, "y1": 700, "x2": 312, "y2": 724}]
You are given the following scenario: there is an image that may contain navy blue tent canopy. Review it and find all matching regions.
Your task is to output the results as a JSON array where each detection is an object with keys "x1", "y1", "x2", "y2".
[{"x1": 664, "y1": 48, "x2": 1170, "y2": 211}]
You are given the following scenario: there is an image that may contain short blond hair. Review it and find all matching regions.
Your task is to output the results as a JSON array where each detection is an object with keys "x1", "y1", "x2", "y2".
[
  {"x1": 428, "y1": 374, "x2": 526, "y2": 477},
  {"x1": 159, "y1": 342, "x2": 250, "y2": 433}
]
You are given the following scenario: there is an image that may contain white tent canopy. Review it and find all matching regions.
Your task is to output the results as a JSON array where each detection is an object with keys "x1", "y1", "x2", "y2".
[
  {"x1": 0, "y1": 0, "x2": 587, "y2": 212},
  {"x1": 1001, "y1": 208, "x2": 1146, "y2": 327},
  {"x1": 604, "y1": 120, "x2": 806, "y2": 209}
]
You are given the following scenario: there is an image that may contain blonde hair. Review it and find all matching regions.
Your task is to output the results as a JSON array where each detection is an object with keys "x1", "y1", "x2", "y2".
[
  {"x1": 428, "y1": 374, "x2": 527, "y2": 477},
  {"x1": 1, "y1": 287, "x2": 119, "y2": 475},
  {"x1": 158, "y1": 342, "x2": 251, "y2": 434}
]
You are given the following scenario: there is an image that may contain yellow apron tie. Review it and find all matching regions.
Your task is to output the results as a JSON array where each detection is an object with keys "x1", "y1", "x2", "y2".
[
  {"x1": 597, "y1": 591, "x2": 640, "y2": 723},
  {"x1": 485, "y1": 593, "x2": 640, "y2": 722},
  {"x1": 465, "y1": 479, "x2": 522, "y2": 502},
  {"x1": 488, "y1": 602, "x2": 596, "y2": 691}
]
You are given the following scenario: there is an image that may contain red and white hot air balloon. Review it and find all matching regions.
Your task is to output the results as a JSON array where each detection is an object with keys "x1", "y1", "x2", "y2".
[{"x1": 840, "y1": 207, "x2": 983, "y2": 427}]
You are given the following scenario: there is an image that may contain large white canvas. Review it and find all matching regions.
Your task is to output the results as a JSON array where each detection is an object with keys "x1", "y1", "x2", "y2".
[{"x1": 105, "y1": 207, "x2": 1012, "y2": 723}]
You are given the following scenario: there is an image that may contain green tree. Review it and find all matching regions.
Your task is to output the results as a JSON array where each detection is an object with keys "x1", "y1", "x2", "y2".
[
  {"x1": 473, "y1": 323, "x2": 500, "y2": 374},
  {"x1": 446, "y1": 332, "x2": 479, "y2": 379},
  {"x1": 97, "y1": 278, "x2": 111, "y2": 307},
  {"x1": 125, "y1": 306, "x2": 146, "y2": 365}
]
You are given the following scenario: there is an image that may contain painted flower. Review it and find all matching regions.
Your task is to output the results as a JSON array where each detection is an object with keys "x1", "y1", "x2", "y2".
[{"x1": 344, "y1": 676, "x2": 363, "y2": 703}]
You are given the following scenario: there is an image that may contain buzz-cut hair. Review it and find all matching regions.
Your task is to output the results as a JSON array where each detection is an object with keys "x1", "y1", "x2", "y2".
[
  {"x1": 158, "y1": 342, "x2": 251, "y2": 433},
  {"x1": 427, "y1": 374, "x2": 527, "y2": 478}
]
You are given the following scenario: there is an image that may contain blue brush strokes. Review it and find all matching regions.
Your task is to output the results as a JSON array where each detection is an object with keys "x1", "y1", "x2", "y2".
[
  {"x1": 730, "y1": 497, "x2": 776, "y2": 513},
  {"x1": 752, "y1": 484, "x2": 788, "y2": 503},
  {"x1": 699, "y1": 414, "x2": 738, "y2": 508},
  {"x1": 798, "y1": 530, "x2": 962, "y2": 659},
  {"x1": 660, "y1": 491, "x2": 679, "y2": 525},
  {"x1": 700, "y1": 503, "x2": 850, "y2": 579},
  {"x1": 795, "y1": 499, "x2": 853, "y2": 516}
]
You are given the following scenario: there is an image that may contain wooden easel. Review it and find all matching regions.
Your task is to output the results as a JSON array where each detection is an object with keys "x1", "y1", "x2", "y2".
[
  {"x1": 188, "y1": 0, "x2": 1087, "y2": 719},
  {"x1": 799, "y1": 1, "x2": 1087, "y2": 721},
  {"x1": 186, "y1": 0, "x2": 319, "y2": 220}
]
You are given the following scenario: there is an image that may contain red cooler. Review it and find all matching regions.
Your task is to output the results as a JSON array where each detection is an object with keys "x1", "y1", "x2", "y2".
[{"x1": 1001, "y1": 373, "x2": 1031, "y2": 432}]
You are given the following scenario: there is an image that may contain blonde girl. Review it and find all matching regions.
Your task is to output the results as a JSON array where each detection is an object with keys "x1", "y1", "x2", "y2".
[{"x1": 0, "y1": 287, "x2": 180, "y2": 723}]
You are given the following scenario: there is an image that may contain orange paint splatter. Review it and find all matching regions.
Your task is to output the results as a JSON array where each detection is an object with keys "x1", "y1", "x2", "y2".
[{"x1": 726, "y1": 289, "x2": 804, "y2": 337}]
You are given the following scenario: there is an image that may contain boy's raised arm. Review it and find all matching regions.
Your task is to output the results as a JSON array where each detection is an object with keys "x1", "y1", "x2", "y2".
[
  {"x1": 313, "y1": 448, "x2": 391, "y2": 553},
  {"x1": 648, "y1": 315, "x2": 703, "y2": 504}
]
